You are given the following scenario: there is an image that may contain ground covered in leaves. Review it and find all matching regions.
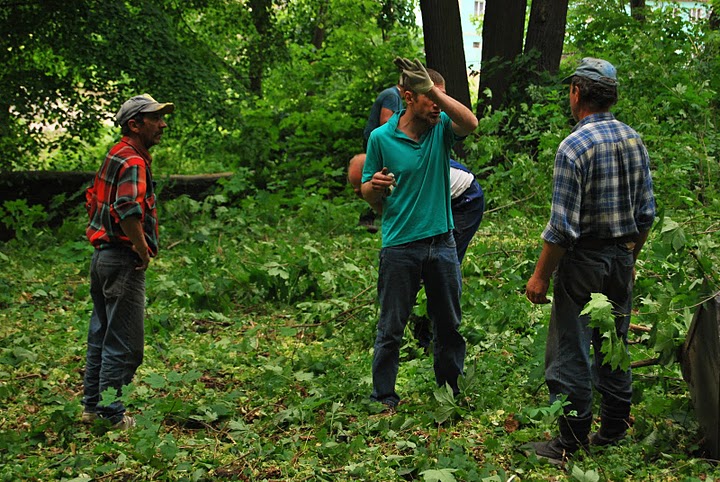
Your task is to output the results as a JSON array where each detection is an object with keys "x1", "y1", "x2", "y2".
[{"x1": 0, "y1": 188, "x2": 718, "y2": 481}]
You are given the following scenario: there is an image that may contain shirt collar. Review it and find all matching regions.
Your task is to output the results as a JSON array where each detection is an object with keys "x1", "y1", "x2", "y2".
[
  {"x1": 572, "y1": 111, "x2": 615, "y2": 133},
  {"x1": 120, "y1": 136, "x2": 152, "y2": 165}
]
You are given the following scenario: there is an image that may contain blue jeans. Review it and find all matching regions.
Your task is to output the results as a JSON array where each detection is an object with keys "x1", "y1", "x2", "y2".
[
  {"x1": 452, "y1": 187, "x2": 484, "y2": 263},
  {"x1": 83, "y1": 248, "x2": 145, "y2": 423},
  {"x1": 545, "y1": 243, "x2": 634, "y2": 427},
  {"x1": 412, "y1": 191, "x2": 485, "y2": 349},
  {"x1": 371, "y1": 232, "x2": 466, "y2": 406}
]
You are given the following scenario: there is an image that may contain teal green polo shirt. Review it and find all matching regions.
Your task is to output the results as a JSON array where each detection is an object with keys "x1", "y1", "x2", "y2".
[{"x1": 362, "y1": 110, "x2": 460, "y2": 247}]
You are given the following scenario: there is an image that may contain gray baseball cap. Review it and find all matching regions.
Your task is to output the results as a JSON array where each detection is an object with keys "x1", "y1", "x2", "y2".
[
  {"x1": 116, "y1": 94, "x2": 175, "y2": 126},
  {"x1": 562, "y1": 57, "x2": 618, "y2": 86}
]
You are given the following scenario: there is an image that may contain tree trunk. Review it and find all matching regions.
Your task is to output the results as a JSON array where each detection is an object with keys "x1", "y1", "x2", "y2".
[
  {"x1": 477, "y1": 0, "x2": 527, "y2": 114},
  {"x1": 419, "y1": 0, "x2": 472, "y2": 111},
  {"x1": 710, "y1": 4, "x2": 719, "y2": 30},
  {"x1": 631, "y1": 0, "x2": 646, "y2": 21},
  {"x1": 247, "y1": 0, "x2": 274, "y2": 96},
  {"x1": 524, "y1": 0, "x2": 569, "y2": 75},
  {"x1": 311, "y1": 0, "x2": 328, "y2": 49}
]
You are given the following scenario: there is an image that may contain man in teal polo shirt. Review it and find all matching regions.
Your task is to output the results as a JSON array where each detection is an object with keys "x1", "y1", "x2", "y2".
[{"x1": 361, "y1": 58, "x2": 478, "y2": 408}]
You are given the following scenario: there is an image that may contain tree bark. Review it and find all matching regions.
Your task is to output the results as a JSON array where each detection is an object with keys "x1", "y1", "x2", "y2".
[
  {"x1": 524, "y1": 0, "x2": 569, "y2": 75},
  {"x1": 477, "y1": 0, "x2": 527, "y2": 114},
  {"x1": 311, "y1": 0, "x2": 329, "y2": 50},
  {"x1": 419, "y1": 0, "x2": 472, "y2": 111},
  {"x1": 710, "y1": 4, "x2": 719, "y2": 30},
  {"x1": 247, "y1": 0, "x2": 274, "y2": 96},
  {"x1": 631, "y1": 0, "x2": 646, "y2": 22}
]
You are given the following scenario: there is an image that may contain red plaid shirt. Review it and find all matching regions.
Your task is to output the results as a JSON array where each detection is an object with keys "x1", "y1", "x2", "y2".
[{"x1": 85, "y1": 136, "x2": 159, "y2": 256}]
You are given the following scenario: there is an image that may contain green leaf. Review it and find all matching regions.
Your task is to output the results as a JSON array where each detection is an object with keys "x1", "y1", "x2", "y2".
[
  {"x1": 166, "y1": 371, "x2": 183, "y2": 383},
  {"x1": 145, "y1": 372, "x2": 167, "y2": 389},
  {"x1": 571, "y1": 465, "x2": 600, "y2": 482},
  {"x1": 420, "y1": 468, "x2": 458, "y2": 482}
]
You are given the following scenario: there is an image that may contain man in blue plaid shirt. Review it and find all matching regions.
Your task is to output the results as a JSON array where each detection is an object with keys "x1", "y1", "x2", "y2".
[{"x1": 524, "y1": 58, "x2": 656, "y2": 464}]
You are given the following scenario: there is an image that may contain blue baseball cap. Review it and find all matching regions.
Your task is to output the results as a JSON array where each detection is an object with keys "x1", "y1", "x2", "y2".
[{"x1": 562, "y1": 57, "x2": 618, "y2": 86}]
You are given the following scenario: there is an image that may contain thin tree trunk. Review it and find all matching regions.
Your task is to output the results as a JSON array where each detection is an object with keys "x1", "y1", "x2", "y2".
[
  {"x1": 248, "y1": 0, "x2": 274, "y2": 96},
  {"x1": 631, "y1": 0, "x2": 646, "y2": 21}
]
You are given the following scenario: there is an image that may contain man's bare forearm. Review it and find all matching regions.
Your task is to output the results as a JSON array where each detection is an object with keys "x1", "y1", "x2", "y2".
[{"x1": 425, "y1": 86, "x2": 478, "y2": 136}]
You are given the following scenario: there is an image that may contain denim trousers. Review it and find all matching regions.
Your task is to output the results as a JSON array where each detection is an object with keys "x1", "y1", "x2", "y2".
[
  {"x1": 545, "y1": 243, "x2": 634, "y2": 426},
  {"x1": 452, "y1": 191, "x2": 485, "y2": 264},
  {"x1": 371, "y1": 232, "x2": 466, "y2": 406},
  {"x1": 83, "y1": 248, "x2": 145, "y2": 423}
]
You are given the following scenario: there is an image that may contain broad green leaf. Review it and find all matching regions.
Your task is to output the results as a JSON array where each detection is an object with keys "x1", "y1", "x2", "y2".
[
  {"x1": 294, "y1": 371, "x2": 314, "y2": 381},
  {"x1": 571, "y1": 465, "x2": 600, "y2": 482},
  {"x1": 420, "y1": 468, "x2": 458, "y2": 482},
  {"x1": 145, "y1": 372, "x2": 167, "y2": 389}
]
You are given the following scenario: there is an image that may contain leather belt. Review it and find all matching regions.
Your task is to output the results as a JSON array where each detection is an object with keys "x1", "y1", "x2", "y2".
[{"x1": 575, "y1": 235, "x2": 636, "y2": 250}]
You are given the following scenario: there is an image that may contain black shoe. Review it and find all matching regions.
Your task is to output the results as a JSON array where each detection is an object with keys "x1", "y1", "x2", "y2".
[
  {"x1": 523, "y1": 437, "x2": 583, "y2": 465},
  {"x1": 589, "y1": 429, "x2": 627, "y2": 446}
]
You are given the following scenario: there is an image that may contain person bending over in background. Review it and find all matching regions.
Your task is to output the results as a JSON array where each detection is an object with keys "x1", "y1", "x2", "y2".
[
  {"x1": 82, "y1": 94, "x2": 174, "y2": 430},
  {"x1": 350, "y1": 79, "x2": 403, "y2": 233},
  {"x1": 524, "y1": 58, "x2": 655, "y2": 464},
  {"x1": 361, "y1": 58, "x2": 478, "y2": 409}
]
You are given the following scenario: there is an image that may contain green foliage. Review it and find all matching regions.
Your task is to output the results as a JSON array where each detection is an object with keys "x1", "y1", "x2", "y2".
[
  {"x1": 2, "y1": 174, "x2": 716, "y2": 481},
  {"x1": 1, "y1": 0, "x2": 420, "y2": 182},
  {"x1": 581, "y1": 293, "x2": 633, "y2": 371},
  {"x1": 517, "y1": 396, "x2": 571, "y2": 427},
  {"x1": 0, "y1": 200, "x2": 47, "y2": 240},
  {"x1": 1, "y1": 2, "x2": 719, "y2": 481},
  {"x1": 566, "y1": 1, "x2": 720, "y2": 210}
]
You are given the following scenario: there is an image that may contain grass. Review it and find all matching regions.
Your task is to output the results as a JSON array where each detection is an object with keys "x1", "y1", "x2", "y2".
[{"x1": 0, "y1": 190, "x2": 718, "y2": 482}]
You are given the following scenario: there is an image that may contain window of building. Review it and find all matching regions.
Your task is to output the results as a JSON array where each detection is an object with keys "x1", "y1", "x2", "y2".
[
  {"x1": 474, "y1": 0, "x2": 485, "y2": 16},
  {"x1": 472, "y1": 41, "x2": 481, "y2": 49}
]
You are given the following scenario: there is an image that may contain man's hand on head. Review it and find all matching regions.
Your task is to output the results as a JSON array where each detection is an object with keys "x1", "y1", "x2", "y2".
[{"x1": 394, "y1": 57, "x2": 433, "y2": 94}]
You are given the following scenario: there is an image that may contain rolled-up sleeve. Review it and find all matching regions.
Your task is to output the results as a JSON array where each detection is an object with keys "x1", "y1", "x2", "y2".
[{"x1": 542, "y1": 148, "x2": 582, "y2": 248}]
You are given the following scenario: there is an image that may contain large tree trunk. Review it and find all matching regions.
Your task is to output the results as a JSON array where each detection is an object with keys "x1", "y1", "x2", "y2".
[
  {"x1": 477, "y1": 0, "x2": 527, "y2": 114},
  {"x1": 419, "y1": 0, "x2": 472, "y2": 111},
  {"x1": 524, "y1": 0, "x2": 569, "y2": 75}
]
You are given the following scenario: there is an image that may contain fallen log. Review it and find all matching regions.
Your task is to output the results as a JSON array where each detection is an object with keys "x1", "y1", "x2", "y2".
[{"x1": 0, "y1": 170, "x2": 233, "y2": 241}]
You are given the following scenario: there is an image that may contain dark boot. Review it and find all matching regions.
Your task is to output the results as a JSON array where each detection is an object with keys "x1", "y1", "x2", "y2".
[
  {"x1": 524, "y1": 415, "x2": 591, "y2": 465},
  {"x1": 590, "y1": 416, "x2": 630, "y2": 446},
  {"x1": 559, "y1": 414, "x2": 591, "y2": 448}
]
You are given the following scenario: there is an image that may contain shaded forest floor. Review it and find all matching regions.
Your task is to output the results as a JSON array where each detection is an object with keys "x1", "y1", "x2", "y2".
[{"x1": 0, "y1": 191, "x2": 718, "y2": 481}]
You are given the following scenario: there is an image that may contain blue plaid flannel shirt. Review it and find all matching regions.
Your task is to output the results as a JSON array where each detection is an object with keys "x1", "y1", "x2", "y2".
[{"x1": 542, "y1": 112, "x2": 656, "y2": 248}]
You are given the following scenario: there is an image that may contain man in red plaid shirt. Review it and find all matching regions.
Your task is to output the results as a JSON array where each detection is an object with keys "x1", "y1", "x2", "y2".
[{"x1": 81, "y1": 94, "x2": 174, "y2": 430}]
